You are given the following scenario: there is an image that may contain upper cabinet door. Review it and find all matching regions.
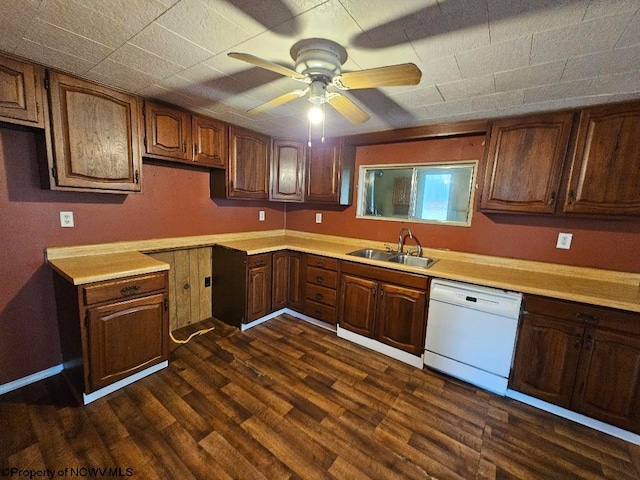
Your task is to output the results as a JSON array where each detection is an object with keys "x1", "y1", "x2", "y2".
[
  {"x1": 228, "y1": 126, "x2": 270, "y2": 199},
  {"x1": 47, "y1": 72, "x2": 142, "y2": 193},
  {"x1": 480, "y1": 112, "x2": 573, "y2": 214},
  {"x1": 144, "y1": 101, "x2": 191, "y2": 161},
  {"x1": 271, "y1": 139, "x2": 305, "y2": 202},
  {"x1": 192, "y1": 115, "x2": 227, "y2": 167},
  {"x1": 563, "y1": 102, "x2": 640, "y2": 216},
  {"x1": 0, "y1": 54, "x2": 42, "y2": 127},
  {"x1": 306, "y1": 139, "x2": 342, "y2": 203}
]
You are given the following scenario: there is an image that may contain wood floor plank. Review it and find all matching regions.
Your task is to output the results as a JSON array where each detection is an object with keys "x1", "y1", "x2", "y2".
[{"x1": 2, "y1": 314, "x2": 638, "y2": 480}]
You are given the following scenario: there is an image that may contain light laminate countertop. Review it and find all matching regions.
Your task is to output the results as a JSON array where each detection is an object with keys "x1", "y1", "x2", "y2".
[{"x1": 46, "y1": 230, "x2": 640, "y2": 313}]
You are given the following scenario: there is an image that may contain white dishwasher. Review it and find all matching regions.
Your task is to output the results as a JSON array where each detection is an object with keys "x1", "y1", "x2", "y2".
[{"x1": 424, "y1": 279, "x2": 523, "y2": 395}]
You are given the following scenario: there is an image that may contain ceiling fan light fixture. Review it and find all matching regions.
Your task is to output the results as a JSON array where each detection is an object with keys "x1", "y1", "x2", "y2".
[{"x1": 308, "y1": 105, "x2": 324, "y2": 124}]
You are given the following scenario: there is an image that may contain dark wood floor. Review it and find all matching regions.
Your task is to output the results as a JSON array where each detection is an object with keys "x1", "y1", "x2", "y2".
[{"x1": 2, "y1": 314, "x2": 639, "y2": 479}]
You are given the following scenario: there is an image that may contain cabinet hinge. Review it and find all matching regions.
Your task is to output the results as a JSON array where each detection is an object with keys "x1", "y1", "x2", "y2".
[
  {"x1": 143, "y1": 135, "x2": 147, "y2": 148},
  {"x1": 163, "y1": 299, "x2": 168, "y2": 311},
  {"x1": 51, "y1": 166, "x2": 57, "y2": 180},
  {"x1": 44, "y1": 76, "x2": 50, "y2": 90},
  {"x1": 36, "y1": 102, "x2": 40, "y2": 116},
  {"x1": 134, "y1": 170, "x2": 140, "y2": 184},
  {"x1": 84, "y1": 315, "x2": 89, "y2": 328}
]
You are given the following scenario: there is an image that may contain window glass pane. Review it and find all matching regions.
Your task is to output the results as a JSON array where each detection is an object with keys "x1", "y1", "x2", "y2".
[{"x1": 357, "y1": 161, "x2": 477, "y2": 226}]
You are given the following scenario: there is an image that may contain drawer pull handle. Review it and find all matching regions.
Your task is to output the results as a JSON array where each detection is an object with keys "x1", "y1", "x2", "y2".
[
  {"x1": 314, "y1": 310, "x2": 323, "y2": 317},
  {"x1": 316, "y1": 276, "x2": 325, "y2": 284},
  {"x1": 316, "y1": 261, "x2": 325, "y2": 267},
  {"x1": 315, "y1": 293, "x2": 323, "y2": 300},
  {"x1": 120, "y1": 285, "x2": 140, "y2": 296},
  {"x1": 254, "y1": 260, "x2": 265, "y2": 267},
  {"x1": 576, "y1": 313, "x2": 598, "y2": 324}
]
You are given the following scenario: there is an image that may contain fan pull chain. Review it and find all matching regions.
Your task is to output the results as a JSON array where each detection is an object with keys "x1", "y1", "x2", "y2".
[
  {"x1": 321, "y1": 102, "x2": 325, "y2": 143},
  {"x1": 308, "y1": 119, "x2": 312, "y2": 147}
]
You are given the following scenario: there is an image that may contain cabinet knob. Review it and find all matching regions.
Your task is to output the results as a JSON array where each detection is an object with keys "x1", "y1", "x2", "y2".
[
  {"x1": 584, "y1": 335, "x2": 593, "y2": 351},
  {"x1": 574, "y1": 334, "x2": 583, "y2": 348},
  {"x1": 316, "y1": 261, "x2": 325, "y2": 267},
  {"x1": 316, "y1": 276, "x2": 325, "y2": 284},
  {"x1": 568, "y1": 190, "x2": 577, "y2": 205},
  {"x1": 548, "y1": 191, "x2": 556, "y2": 205},
  {"x1": 315, "y1": 293, "x2": 323, "y2": 301},
  {"x1": 254, "y1": 260, "x2": 265, "y2": 267}
]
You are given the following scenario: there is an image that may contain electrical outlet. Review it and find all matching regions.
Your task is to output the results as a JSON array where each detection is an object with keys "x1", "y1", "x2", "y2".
[
  {"x1": 60, "y1": 211, "x2": 74, "y2": 228},
  {"x1": 556, "y1": 232, "x2": 572, "y2": 250},
  {"x1": 315, "y1": 213, "x2": 322, "y2": 223},
  {"x1": 259, "y1": 210, "x2": 265, "y2": 221}
]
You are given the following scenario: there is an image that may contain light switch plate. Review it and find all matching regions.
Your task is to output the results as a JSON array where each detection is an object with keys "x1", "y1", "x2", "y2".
[
  {"x1": 556, "y1": 232, "x2": 572, "y2": 249},
  {"x1": 60, "y1": 211, "x2": 74, "y2": 227}
]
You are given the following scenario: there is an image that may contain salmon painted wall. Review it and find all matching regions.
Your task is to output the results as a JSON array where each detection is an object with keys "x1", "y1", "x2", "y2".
[
  {"x1": 287, "y1": 135, "x2": 640, "y2": 273},
  {"x1": 0, "y1": 128, "x2": 283, "y2": 385}
]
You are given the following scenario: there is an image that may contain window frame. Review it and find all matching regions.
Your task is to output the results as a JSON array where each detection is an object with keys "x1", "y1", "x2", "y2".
[{"x1": 355, "y1": 160, "x2": 478, "y2": 227}]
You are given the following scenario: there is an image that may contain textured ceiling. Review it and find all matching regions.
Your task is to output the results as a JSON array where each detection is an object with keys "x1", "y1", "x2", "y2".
[{"x1": 2, "y1": 0, "x2": 640, "y2": 140}]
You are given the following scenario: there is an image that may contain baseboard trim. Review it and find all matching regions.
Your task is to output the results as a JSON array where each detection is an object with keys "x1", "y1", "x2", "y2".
[
  {"x1": 337, "y1": 326, "x2": 424, "y2": 368},
  {"x1": 82, "y1": 361, "x2": 168, "y2": 405},
  {"x1": 0, "y1": 364, "x2": 64, "y2": 396},
  {"x1": 241, "y1": 308, "x2": 337, "y2": 332},
  {"x1": 506, "y1": 389, "x2": 640, "y2": 445}
]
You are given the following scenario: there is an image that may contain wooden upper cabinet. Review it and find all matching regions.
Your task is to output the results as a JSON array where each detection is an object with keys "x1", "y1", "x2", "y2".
[
  {"x1": 46, "y1": 71, "x2": 142, "y2": 193},
  {"x1": 192, "y1": 115, "x2": 226, "y2": 167},
  {"x1": 306, "y1": 139, "x2": 342, "y2": 203},
  {"x1": 271, "y1": 139, "x2": 305, "y2": 202},
  {"x1": 143, "y1": 101, "x2": 227, "y2": 167},
  {"x1": 562, "y1": 102, "x2": 640, "y2": 216},
  {"x1": 144, "y1": 101, "x2": 191, "y2": 161},
  {"x1": 480, "y1": 112, "x2": 573, "y2": 213},
  {"x1": 0, "y1": 54, "x2": 43, "y2": 127},
  {"x1": 225, "y1": 125, "x2": 270, "y2": 199}
]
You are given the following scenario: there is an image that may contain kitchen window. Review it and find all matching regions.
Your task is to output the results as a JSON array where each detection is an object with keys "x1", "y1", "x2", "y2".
[{"x1": 356, "y1": 160, "x2": 478, "y2": 226}]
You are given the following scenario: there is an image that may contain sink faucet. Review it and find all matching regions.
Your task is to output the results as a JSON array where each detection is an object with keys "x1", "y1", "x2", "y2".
[{"x1": 397, "y1": 227, "x2": 422, "y2": 257}]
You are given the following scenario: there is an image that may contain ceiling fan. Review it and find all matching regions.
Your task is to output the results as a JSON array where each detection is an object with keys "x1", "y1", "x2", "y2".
[{"x1": 227, "y1": 38, "x2": 422, "y2": 125}]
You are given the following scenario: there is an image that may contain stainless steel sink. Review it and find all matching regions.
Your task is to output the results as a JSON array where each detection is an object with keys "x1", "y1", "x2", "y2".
[
  {"x1": 387, "y1": 254, "x2": 438, "y2": 269},
  {"x1": 347, "y1": 248, "x2": 395, "y2": 261},
  {"x1": 347, "y1": 249, "x2": 438, "y2": 269}
]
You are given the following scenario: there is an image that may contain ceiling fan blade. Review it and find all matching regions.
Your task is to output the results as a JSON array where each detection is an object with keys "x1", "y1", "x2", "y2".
[
  {"x1": 327, "y1": 94, "x2": 369, "y2": 124},
  {"x1": 248, "y1": 89, "x2": 308, "y2": 114},
  {"x1": 336, "y1": 63, "x2": 422, "y2": 89},
  {"x1": 228, "y1": 52, "x2": 306, "y2": 80}
]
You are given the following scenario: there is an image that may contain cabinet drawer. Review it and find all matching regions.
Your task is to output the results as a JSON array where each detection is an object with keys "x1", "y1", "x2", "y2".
[
  {"x1": 83, "y1": 272, "x2": 166, "y2": 305},
  {"x1": 306, "y1": 266, "x2": 338, "y2": 289},
  {"x1": 304, "y1": 300, "x2": 336, "y2": 325},
  {"x1": 305, "y1": 283, "x2": 336, "y2": 307},
  {"x1": 248, "y1": 253, "x2": 271, "y2": 268},
  {"x1": 307, "y1": 254, "x2": 338, "y2": 271},
  {"x1": 524, "y1": 295, "x2": 640, "y2": 334}
]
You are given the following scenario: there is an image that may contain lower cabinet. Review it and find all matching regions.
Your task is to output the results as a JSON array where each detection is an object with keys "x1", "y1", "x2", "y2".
[
  {"x1": 510, "y1": 295, "x2": 640, "y2": 433},
  {"x1": 304, "y1": 254, "x2": 339, "y2": 325},
  {"x1": 54, "y1": 270, "x2": 169, "y2": 397},
  {"x1": 272, "y1": 250, "x2": 304, "y2": 312},
  {"x1": 149, "y1": 247, "x2": 212, "y2": 331},
  {"x1": 338, "y1": 261, "x2": 428, "y2": 355}
]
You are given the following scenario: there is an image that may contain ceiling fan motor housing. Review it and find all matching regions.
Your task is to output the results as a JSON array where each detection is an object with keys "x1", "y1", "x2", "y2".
[{"x1": 290, "y1": 38, "x2": 348, "y2": 80}]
